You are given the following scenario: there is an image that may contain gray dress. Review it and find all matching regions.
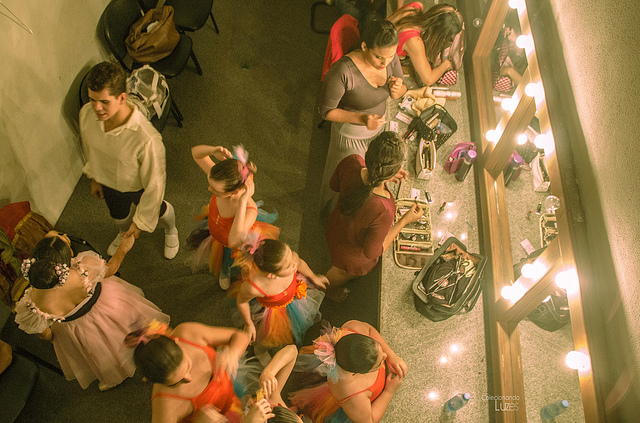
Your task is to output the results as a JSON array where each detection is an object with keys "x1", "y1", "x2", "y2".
[{"x1": 319, "y1": 54, "x2": 403, "y2": 212}]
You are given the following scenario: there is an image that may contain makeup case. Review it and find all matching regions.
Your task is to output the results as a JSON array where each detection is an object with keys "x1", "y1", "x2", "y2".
[{"x1": 393, "y1": 199, "x2": 433, "y2": 270}]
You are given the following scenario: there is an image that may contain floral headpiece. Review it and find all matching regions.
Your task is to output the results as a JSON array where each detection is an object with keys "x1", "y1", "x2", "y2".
[
  {"x1": 124, "y1": 319, "x2": 169, "y2": 348},
  {"x1": 312, "y1": 325, "x2": 345, "y2": 383},
  {"x1": 21, "y1": 258, "x2": 36, "y2": 280},
  {"x1": 235, "y1": 231, "x2": 267, "y2": 270},
  {"x1": 54, "y1": 263, "x2": 70, "y2": 286},
  {"x1": 232, "y1": 145, "x2": 251, "y2": 184}
]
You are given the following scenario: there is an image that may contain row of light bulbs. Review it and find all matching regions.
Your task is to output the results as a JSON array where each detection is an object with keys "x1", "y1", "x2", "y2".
[
  {"x1": 505, "y1": 0, "x2": 591, "y2": 378},
  {"x1": 485, "y1": 1, "x2": 554, "y2": 153},
  {"x1": 501, "y1": 267, "x2": 579, "y2": 303}
]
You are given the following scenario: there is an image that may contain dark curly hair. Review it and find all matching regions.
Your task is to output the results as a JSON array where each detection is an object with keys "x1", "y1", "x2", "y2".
[{"x1": 86, "y1": 61, "x2": 127, "y2": 97}]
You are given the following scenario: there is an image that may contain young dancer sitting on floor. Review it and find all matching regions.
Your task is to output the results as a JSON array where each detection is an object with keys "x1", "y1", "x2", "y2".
[
  {"x1": 190, "y1": 145, "x2": 279, "y2": 290},
  {"x1": 290, "y1": 320, "x2": 407, "y2": 423},
  {"x1": 234, "y1": 238, "x2": 328, "y2": 352},
  {"x1": 14, "y1": 231, "x2": 169, "y2": 390},
  {"x1": 325, "y1": 131, "x2": 423, "y2": 301},
  {"x1": 126, "y1": 320, "x2": 251, "y2": 423}
]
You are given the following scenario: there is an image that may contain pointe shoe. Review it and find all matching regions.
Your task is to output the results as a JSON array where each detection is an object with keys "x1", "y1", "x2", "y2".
[
  {"x1": 164, "y1": 232, "x2": 179, "y2": 260},
  {"x1": 107, "y1": 233, "x2": 123, "y2": 256},
  {"x1": 98, "y1": 382, "x2": 116, "y2": 391}
]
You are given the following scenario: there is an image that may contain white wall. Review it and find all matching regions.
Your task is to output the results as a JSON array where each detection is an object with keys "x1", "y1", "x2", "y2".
[
  {"x1": 0, "y1": 0, "x2": 110, "y2": 223},
  {"x1": 550, "y1": 0, "x2": 640, "y2": 390}
]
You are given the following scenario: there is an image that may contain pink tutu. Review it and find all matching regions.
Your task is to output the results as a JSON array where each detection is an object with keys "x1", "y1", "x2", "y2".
[{"x1": 50, "y1": 276, "x2": 169, "y2": 388}]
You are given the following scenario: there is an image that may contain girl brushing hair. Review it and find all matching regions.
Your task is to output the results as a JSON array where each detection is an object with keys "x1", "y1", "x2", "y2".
[
  {"x1": 235, "y1": 238, "x2": 328, "y2": 351},
  {"x1": 190, "y1": 145, "x2": 279, "y2": 290}
]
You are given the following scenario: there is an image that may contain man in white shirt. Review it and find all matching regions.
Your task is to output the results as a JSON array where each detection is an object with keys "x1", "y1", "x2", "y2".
[{"x1": 80, "y1": 62, "x2": 179, "y2": 259}]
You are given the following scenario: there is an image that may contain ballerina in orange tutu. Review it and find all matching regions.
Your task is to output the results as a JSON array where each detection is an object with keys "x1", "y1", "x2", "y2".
[{"x1": 189, "y1": 145, "x2": 278, "y2": 290}]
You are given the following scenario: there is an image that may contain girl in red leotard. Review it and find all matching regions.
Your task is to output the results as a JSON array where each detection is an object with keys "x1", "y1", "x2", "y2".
[
  {"x1": 387, "y1": 3, "x2": 464, "y2": 86},
  {"x1": 234, "y1": 239, "x2": 328, "y2": 352},
  {"x1": 125, "y1": 321, "x2": 251, "y2": 423},
  {"x1": 190, "y1": 144, "x2": 278, "y2": 290},
  {"x1": 290, "y1": 320, "x2": 407, "y2": 423}
]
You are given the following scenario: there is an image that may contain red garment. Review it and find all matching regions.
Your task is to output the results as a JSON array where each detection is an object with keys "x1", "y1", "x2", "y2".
[
  {"x1": 321, "y1": 14, "x2": 360, "y2": 81},
  {"x1": 326, "y1": 155, "x2": 395, "y2": 275},
  {"x1": 390, "y1": 2, "x2": 424, "y2": 57},
  {"x1": 397, "y1": 29, "x2": 421, "y2": 57},
  {"x1": 338, "y1": 364, "x2": 386, "y2": 404},
  {"x1": 246, "y1": 273, "x2": 307, "y2": 309},
  {"x1": 151, "y1": 337, "x2": 241, "y2": 421},
  {"x1": 207, "y1": 195, "x2": 257, "y2": 247}
]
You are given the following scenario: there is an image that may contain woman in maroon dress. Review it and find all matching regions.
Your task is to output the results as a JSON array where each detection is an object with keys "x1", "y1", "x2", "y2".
[{"x1": 325, "y1": 131, "x2": 423, "y2": 301}]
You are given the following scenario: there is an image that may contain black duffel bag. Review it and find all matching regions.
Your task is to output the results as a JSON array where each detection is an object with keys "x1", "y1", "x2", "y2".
[{"x1": 412, "y1": 237, "x2": 486, "y2": 322}]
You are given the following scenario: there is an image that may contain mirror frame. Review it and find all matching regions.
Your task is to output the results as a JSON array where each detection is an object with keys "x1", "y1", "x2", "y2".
[{"x1": 457, "y1": 0, "x2": 606, "y2": 420}]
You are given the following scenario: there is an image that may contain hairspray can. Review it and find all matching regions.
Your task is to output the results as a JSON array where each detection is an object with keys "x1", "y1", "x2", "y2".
[
  {"x1": 505, "y1": 155, "x2": 524, "y2": 186},
  {"x1": 456, "y1": 149, "x2": 477, "y2": 182}
]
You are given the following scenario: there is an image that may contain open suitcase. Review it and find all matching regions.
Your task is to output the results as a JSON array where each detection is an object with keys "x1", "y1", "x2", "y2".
[{"x1": 412, "y1": 237, "x2": 487, "y2": 322}]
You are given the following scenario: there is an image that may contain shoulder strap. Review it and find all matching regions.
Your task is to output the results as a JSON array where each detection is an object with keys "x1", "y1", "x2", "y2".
[{"x1": 245, "y1": 279, "x2": 268, "y2": 296}]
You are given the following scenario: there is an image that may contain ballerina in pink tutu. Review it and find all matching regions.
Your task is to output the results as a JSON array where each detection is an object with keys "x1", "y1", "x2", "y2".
[{"x1": 14, "y1": 230, "x2": 169, "y2": 390}]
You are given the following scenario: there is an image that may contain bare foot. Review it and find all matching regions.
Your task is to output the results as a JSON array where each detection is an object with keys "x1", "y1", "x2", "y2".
[{"x1": 326, "y1": 287, "x2": 350, "y2": 302}]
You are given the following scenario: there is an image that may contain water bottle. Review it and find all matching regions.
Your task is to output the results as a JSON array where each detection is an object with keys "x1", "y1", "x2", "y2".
[
  {"x1": 455, "y1": 150, "x2": 477, "y2": 182},
  {"x1": 540, "y1": 400, "x2": 569, "y2": 419},
  {"x1": 504, "y1": 155, "x2": 523, "y2": 186},
  {"x1": 445, "y1": 393, "x2": 471, "y2": 412}
]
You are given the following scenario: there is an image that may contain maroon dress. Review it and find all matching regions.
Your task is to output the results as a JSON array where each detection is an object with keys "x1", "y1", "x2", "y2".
[{"x1": 326, "y1": 155, "x2": 395, "y2": 275}]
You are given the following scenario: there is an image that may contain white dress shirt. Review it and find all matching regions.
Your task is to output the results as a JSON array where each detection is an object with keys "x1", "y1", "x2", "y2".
[{"x1": 80, "y1": 103, "x2": 166, "y2": 233}]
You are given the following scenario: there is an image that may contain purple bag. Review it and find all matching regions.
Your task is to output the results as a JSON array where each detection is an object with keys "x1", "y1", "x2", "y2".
[{"x1": 443, "y1": 142, "x2": 476, "y2": 174}]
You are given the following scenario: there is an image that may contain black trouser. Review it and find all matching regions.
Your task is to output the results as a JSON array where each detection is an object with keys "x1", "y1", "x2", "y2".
[{"x1": 102, "y1": 185, "x2": 166, "y2": 220}]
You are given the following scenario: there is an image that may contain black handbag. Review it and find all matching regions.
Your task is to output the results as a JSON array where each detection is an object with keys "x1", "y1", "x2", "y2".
[
  {"x1": 412, "y1": 237, "x2": 486, "y2": 322},
  {"x1": 405, "y1": 104, "x2": 458, "y2": 151}
]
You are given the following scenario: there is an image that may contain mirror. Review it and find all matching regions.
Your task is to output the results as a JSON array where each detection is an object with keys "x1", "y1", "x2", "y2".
[{"x1": 519, "y1": 293, "x2": 585, "y2": 421}]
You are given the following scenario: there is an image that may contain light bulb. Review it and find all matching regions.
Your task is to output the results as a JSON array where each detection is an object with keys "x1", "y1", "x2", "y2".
[
  {"x1": 508, "y1": 0, "x2": 525, "y2": 9},
  {"x1": 556, "y1": 269, "x2": 579, "y2": 293},
  {"x1": 543, "y1": 295, "x2": 552, "y2": 302},
  {"x1": 566, "y1": 351, "x2": 589, "y2": 370},
  {"x1": 486, "y1": 129, "x2": 501, "y2": 142},
  {"x1": 450, "y1": 344, "x2": 460, "y2": 353},
  {"x1": 460, "y1": 232, "x2": 468, "y2": 241},
  {"x1": 525, "y1": 82, "x2": 542, "y2": 98},
  {"x1": 516, "y1": 35, "x2": 533, "y2": 51},
  {"x1": 521, "y1": 263, "x2": 535, "y2": 279},
  {"x1": 440, "y1": 356, "x2": 448, "y2": 364},
  {"x1": 517, "y1": 133, "x2": 528, "y2": 145},
  {"x1": 428, "y1": 391, "x2": 439, "y2": 400},
  {"x1": 501, "y1": 97, "x2": 516, "y2": 112},
  {"x1": 534, "y1": 134, "x2": 549, "y2": 149},
  {"x1": 501, "y1": 285, "x2": 514, "y2": 301}
]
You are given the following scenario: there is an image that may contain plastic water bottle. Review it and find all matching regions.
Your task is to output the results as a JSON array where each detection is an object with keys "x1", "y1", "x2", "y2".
[
  {"x1": 445, "y1": 393, "x2": 471, "y2": 412},
  {"x1": 540, "y1": 400, "x2": 569, "y2": 419}
]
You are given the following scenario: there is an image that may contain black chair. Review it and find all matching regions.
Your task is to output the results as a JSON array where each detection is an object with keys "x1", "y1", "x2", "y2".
[
  {"x1": 138, "y1": 0, "x2": 219, "y2": 34},
  {"x1": 79, "y1": 69, "x2": 172, "y2": 133},
  {"x1": 99, "y1": 0, "x2": 197, "y2": 126}
]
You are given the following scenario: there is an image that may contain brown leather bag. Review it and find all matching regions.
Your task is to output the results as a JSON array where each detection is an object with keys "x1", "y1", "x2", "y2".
[{"x1": 125, "y1": 0, "x2": 180, "y2": 64}]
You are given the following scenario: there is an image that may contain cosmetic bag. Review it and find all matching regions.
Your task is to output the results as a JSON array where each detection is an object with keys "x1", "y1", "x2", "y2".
[
  {"x1": 393, "y1": 199, "x2": 433, "y2": 270},
  {"x1": 443, "y1": 142, "x2": 475, "y2": 174}
]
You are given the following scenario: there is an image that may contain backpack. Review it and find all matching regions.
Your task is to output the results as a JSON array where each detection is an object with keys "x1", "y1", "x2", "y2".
[{"x1": 126, "y1": 65, "x2": 170, "y2": 121}]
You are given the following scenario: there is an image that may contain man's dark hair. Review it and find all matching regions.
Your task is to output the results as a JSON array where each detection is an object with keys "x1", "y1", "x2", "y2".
[{"x1": 86, "y1": 62, "x2": 127, "y2": 97}]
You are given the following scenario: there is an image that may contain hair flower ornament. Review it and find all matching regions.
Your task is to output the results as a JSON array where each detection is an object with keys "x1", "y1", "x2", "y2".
[
  {"x1": 21, "y1": 258, "x2": 36, "y2": 280},
  {"x1": 312, "y1": 325, "x2": 345, "y2": 382},
  {"x1": 54, "y1": 263, "x2": 70, "y2": 286}
]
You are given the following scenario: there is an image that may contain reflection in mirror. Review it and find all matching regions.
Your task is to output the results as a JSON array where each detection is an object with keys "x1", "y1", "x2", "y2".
[{"x1": 518, "y1": 287, "x2": 585, "y2": 421}]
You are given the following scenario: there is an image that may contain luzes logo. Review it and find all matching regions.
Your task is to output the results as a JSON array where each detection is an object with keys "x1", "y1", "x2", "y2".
[{"x1": 482, "y1": 394, "x2": 520, "y2": 412}]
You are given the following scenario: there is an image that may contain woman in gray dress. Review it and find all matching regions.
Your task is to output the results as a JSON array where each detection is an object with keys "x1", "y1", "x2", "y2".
[{"x1": 319, "y1": 18, "x2": 407, "y2": 212}]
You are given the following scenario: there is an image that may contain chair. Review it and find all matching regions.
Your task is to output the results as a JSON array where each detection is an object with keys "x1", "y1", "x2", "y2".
[
  {"x1": 138, "y1": 0, "x2": 219, "y2": 34},
  {"x1": 79, "y1": 69, "x2": 173, "y2": 133},
  {"x1": 99, "y1": 0, "x2": 196, "y2": 127},
  {"x1": 318, "y1": 14, "x2": 360, "y2": 128},
  {"x1": 321, "y1": 14, "x2": 359, "y2": 81}
]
